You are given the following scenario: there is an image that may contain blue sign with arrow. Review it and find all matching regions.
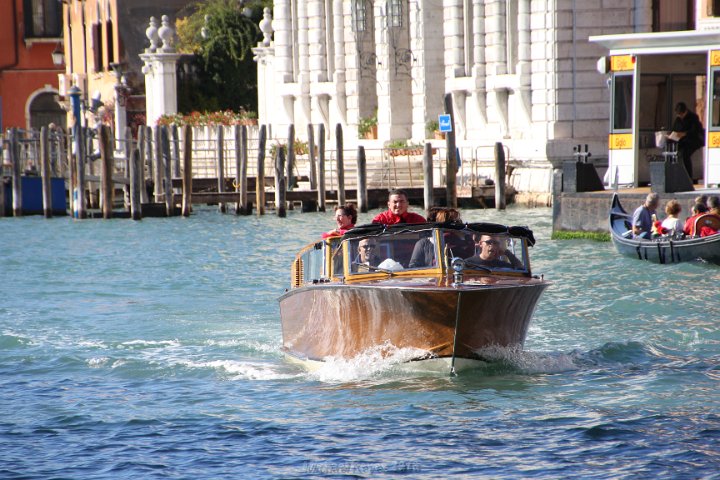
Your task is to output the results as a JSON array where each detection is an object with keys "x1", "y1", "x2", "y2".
[{"x1": 438, "y1": 114, "x2": 452, "y2": 133}]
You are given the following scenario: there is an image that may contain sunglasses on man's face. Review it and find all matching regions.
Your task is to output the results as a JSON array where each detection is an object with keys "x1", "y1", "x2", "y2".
[
  {"x1": 481, "y1": 239, "x2": 500, "y2": 246},
  {"x1": 360, "y1": 245, "x2": 376, "y2": 250}
]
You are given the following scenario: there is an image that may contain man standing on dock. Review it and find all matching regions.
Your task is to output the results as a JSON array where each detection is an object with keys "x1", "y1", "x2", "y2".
[{"x1": 372, "y1": 189, "x2": 427, "y2": 225}]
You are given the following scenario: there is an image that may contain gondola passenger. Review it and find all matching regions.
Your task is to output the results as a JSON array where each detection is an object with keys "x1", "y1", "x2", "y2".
[{"x1": 632, "y1": 193, "x2": 659, "y2": 240}]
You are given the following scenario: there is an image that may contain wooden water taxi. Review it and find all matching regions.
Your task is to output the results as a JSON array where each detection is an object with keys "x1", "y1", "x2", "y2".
[
  {"x1": 279, "y1": 221, "x2": 549, "y2": 373},
  {"x1": 610, "y1": 193, "x2": 720, "y2": 264}
]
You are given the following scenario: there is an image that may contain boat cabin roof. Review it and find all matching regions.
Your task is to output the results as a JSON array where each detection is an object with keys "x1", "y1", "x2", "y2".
[{"x1": 342, "y1": 221, "x2": 536, "y2": 246}]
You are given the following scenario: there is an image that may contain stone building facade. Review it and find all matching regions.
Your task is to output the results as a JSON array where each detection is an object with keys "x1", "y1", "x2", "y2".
[{"x1": 254, "y1": 0, "x2": 660, "y2": 197}]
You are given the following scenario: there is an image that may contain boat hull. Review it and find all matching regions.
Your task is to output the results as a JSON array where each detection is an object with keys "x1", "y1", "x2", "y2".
[
  {"x1": 609, "y1": 193, "x2": 720, "y2": 264},
  {"x1": 278, "y1": 279, "x2": 548, "y2": 364}
]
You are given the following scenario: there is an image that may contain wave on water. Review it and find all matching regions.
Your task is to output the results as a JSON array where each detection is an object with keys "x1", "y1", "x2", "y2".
[
  {"x1": 309, "y1": 341, "x2": 438, "y2": 383},
  {"x1": 181, "y1": 359, "x2": 301, "y2": 381}
]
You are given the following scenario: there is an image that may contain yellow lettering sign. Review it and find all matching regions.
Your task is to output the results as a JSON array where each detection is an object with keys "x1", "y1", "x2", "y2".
[
  {"x1": 711, "y1": 51, "x2": 720, "y2": 67},
  {"x1": 708, "y1": 132, "x2": 720, "y2": 148},
  {"x1": 609, "y1": 134, "x2": 633, "y2": 150},
  {"x1": 611, "y1": 55, "x2": 634, "y2": 72}
]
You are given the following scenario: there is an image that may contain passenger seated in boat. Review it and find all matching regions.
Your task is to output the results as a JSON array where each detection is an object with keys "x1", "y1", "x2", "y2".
[
  {"x1": 632, "y1": 193, "x2": 659, "y2": 240},
  {"x1": 465, "y1": 234, "x2": 522, "y2": 270},
  {"x1": 409, "y1": 208, "x2": 461, "y2": 268},
  {"x1": 353, "y1": 238, "x2": 382, "y2": 271},
  {"x1": 695, "y1": 213, "x2": 720, "y2": 237},
  {"x1": 322, "y1": 203, "x2": 357, "y2": 238},
  {"x1": 708, "y1": 196, "x2": 720, "y2": 216},
  {"x1": 660, "y1": 199, "x2": 683, "y2": 237},
  {"x1": 683, "y1": 202, "x2": 709, "y2": 236},
  {"x1": 372, "y1": 189, "x2": 426, "y2": 225}
]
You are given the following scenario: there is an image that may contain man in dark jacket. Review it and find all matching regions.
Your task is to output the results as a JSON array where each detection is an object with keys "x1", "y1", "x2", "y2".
[{"x1": 670, "y1": 102, "x2": 704, "y2": 180}]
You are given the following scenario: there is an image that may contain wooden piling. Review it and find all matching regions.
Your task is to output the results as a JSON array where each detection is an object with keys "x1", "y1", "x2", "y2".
[
  {"x1": 335, "y1": 123, "x2": 345, "y2": 206},
  {"x1": 9, "y1": 128, "x2": 23, "y2": 216},
  {"x1": 171, "y1": 125, "x2": 181, "y2": 180},
  {"x1": 275, "y1": 147, "x2": 287, "y2": 217},
  {"x1": 86, "y1": 129, "x2": 98, "y2": 209},
  {"x1": 286, "y1": 124, "x2": 295, "y2": 190},
  {"x1": 256, "y1": 125, "x2": 267, "y2": 215},
  {"x1": 494, "y1": 142, "x2": 506, "y2": 210},
  {"x1": 317, "y1": 123, "x2": 326, "y2": 212},
  {"x1": 123, "y1": 127, "x2": 132, "y2": 208},
  {"x1": 40, "y1": 126, "x2": 53, "y2": 218},
  {"x1": 129, "y1": 147, "x2": 143, "y2": 220},
  {"x1": 153, "y1": 127, "x2": 163, "y2": 203},
  {"x1": 75, "y1": 124, "x2": 87, "y2": 218},
  {"x1": 423, "y1": 142, "x2": 434, "y2": 212},
  {"x1": 137, "y1": 127, "x2": 149, "y2": 204},
  {"x1": 0, "y1": 155, "x2": 4, "y2": 217},
  {"x1": 98, "y1": 125, "x2": 114, "y2": 219},
  {"x1": 162, "y1": 126, "x2": 173, "y2": 216},
  {"x1": 181, "y1": 125, "x2": 193, "y2": 217},
  {"x1": 444, "y1": 93, "x2": 458, "y2": 208},
  {"x1": 308, "y1": 123, "x2": 317, "y2": 190},
  {"x1": 144, "y1": 126, "x2": 154, "y2": 204},
  {"x1": 216, "y1": 125, "x2": 226, "y2": 213},
  {"x1": 357, "y1": 145, "x2": 368, "y2": 213},
  {"x1": 235, "y1": 125, "x2": 250, "y2": 214},
  {"x1": 67, "y1": 128, "x2": 75, "y2": 215}
]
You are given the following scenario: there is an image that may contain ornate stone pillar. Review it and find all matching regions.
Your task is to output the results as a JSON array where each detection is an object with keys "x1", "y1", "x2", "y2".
[{"x1": 139, "y1": 15, "x2": 180, "y2": 126}]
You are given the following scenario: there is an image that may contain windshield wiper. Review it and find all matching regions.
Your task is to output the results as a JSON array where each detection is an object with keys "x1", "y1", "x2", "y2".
[
  {"x1": 351, "y1": 262, "x2": 395, "y2": 275},
  {"x1": 462, "y1": 260, "x2": 494, "y2": 272}
]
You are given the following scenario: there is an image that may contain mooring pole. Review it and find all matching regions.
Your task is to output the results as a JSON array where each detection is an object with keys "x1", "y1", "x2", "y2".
[
  {"x1": 357, "y1": 145, "x2": 368, "y2": 213},
  {"x1": 98, "y1": 125, "x2": 114, "y2": 219},
  {"x1": 317, "y1": 124, "x2": 326, "y2": 212},
  {"x1": 9, "y1": 128, "x2": 22, "y2": 217},
  {"x1": 444, "y1": 93, "x2": 458, "y2": 208},
  {"x1": 275, "y1": 147, "x2": 287, "y2": 217},
  {"x1": 308, "y1": 123, "x2": 317, "y2": 190},
  {"x1": 336, "y1": 123, "x2": 345, "y2": 206},
  {"x1": 494, "y1": 142, "x2": 506, "y2": 210},
  {"x1": 423, "y1": 142, "x2": 434, "y2": 213},
  {"x1": 256, "y1": 125, "x2": 267, "y2": 215},
  {"x1": 40, "y1": 126, "x2": 53, "y2": 218},
  {"x1": 181, "y1": 125, "x2": 193, "y2": 217}
]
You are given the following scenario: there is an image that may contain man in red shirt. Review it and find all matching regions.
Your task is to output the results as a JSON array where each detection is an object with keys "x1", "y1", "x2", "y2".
[{"x1": 372, "y1": 189, "x2": 426, "y2": 225}]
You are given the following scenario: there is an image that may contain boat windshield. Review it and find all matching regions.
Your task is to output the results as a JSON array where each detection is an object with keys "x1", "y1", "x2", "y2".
[
  {"x1": 347, "y1": 228, "x2": 439, "y2": 273},
  {"x1": 344, "y1": 227, "x2": 530, "y2": 274},
  {"x1": 443, "y1": 229, "x2": 528, "y2": 272}
]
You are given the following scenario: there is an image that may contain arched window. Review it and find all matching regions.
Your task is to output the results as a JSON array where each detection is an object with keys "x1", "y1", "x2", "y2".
[{"x1": 29, "y1": 91, "x2": 66, "y2": 130}]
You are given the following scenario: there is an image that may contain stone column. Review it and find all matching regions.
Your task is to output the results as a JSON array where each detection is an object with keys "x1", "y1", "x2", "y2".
[
  {"x1": 332, "y1": 0, "x2": 347, "y2": 124},
  {"x1": 140, "y1": 15, "x2": 181, "y2": 126},
  {"x1": 472, "y1": 0, "x2": 487, "y2": 123},
  {"x1": 296, "y1": 1, "x2": 311, "y2": 125},
  {"x1": 516, "y1": 0, "x2": 532, "y2": 124},
  {"x1": 272, "y1": 0, "x2": 293, "y2": 82},
  {"x1": 444, "y1": 0, "x2": 464, "y2": 78}
]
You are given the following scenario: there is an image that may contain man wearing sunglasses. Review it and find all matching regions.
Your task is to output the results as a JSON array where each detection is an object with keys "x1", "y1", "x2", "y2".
[{"x1": 466, "y1": 234, "x2": 519, "y2": 269}]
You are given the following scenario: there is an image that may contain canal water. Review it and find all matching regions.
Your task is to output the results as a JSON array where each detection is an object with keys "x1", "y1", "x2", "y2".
[{"x1": 1, "y1": 205, "x2": 719, "y2": 478}]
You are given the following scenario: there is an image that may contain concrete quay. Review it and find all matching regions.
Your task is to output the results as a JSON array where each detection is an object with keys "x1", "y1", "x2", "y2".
[{"x1": 552, "y1": 186, "x2": 720, "y2": 234}]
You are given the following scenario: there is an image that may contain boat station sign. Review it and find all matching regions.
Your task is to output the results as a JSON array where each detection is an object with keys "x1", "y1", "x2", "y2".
[{"x1": 438, "y1": 114, "x2": 452, "y2": 133}]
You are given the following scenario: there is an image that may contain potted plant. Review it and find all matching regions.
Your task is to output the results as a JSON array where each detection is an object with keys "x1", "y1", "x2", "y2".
[
  {"x1": 387, "y1": 139, "x2": 408, "y2": 156},
  {"x1": 358, "y1": 111, "x2": 378, "y2": 139},
  {"x1": 426, "y1": 119, "x2": 444, "y2": 139},
  {"x1": 269, "y1": 141, "x2": 287, "y2": 159}
]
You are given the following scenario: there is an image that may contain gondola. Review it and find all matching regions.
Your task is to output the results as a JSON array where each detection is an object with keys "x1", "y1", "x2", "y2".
[{"x1": 609, "y1": 193, "x2": 720, "y2": 264}]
